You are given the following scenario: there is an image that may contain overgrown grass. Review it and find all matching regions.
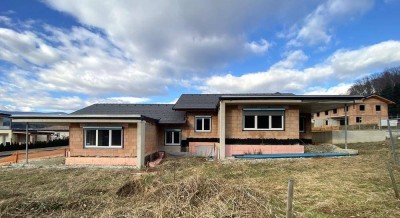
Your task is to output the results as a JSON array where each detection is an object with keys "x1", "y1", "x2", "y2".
[{"x1": 0, "y1": 140, "x2": 399, "y2": 217}]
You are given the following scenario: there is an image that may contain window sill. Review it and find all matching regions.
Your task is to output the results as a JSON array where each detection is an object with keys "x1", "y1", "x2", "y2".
[
  {"x1": 243, "y1": 128, "x2": 284, "y2": 131},
  {"x1": 84, "y1": 146, "x2": 123, "y2": 149},
  {"x1": 165, "y1": 144, "x2": 181, "y2": 146},
  {"x1": 195, "y1": 130, "x2": 212, "y2": 133}
]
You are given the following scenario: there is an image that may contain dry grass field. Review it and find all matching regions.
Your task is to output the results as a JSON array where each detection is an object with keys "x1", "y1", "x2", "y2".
[{"x1": 0, "y1": 140, "x2": 399, "y2": 217}]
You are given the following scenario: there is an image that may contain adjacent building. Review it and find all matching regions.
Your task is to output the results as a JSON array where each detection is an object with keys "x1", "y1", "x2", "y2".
[{"x1": 312, "y1": 94, "x2": 395, "y2": 131}]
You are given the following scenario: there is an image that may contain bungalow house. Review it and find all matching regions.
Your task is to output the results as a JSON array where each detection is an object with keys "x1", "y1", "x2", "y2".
[
  {"x1": 11, "y1": 93, "x2": 364, "y2": 168},
  {"x1": 312, "y1": 94, "x2": 395, "y2": 130}
]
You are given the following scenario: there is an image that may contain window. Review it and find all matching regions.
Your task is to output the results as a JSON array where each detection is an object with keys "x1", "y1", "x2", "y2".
[
  {"x1": 333, "y1": 109, "x2": 337, "y2": 114},
  {"x1": 356, "y1": 117, "x2": 362, "y2": 123},
  {"x1": 165, "y1": 129, "x2": 181, "y2": 145},
  {"x1": 84, "y1": 127, "x2": 123, "y2": 148},
  {"x1": 376, "y1": 105, "x2": 381, "y2": 111},
  {"x1": 243, "y1": 109, "x2": 284, "y2": 130},
  {"x1": 195, "y1": 116, "x2": 211, "y2": 132},
  {"x1": 317, "y1": 112, "x2": 320, "y2": 117},
  {"x1": 359, "y1": 105, "x2": 365, "y2": 111},
  {"x1": 325, "y1": 120, "x2": 329, "y2": 126},
  {"x1": 299, "y1": 116, "x2": 306, "y2": 132},
  {"x1": 345, "y1": 106, "x2": 349, "y2": 112},
  {"x1": 325, "y1": 111, "x2": 329, "y2": 115}
]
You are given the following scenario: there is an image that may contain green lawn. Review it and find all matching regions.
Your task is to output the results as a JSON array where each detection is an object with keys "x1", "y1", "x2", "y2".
[{"x1": 0, "y1": 140, "x2": 399, "y2": 217}]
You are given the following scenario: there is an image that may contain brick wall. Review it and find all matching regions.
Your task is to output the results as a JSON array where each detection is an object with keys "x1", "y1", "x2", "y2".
[
  {"x1": 145, "y1": 122, "x2": 159, "y2": 155},
  {"x1": 69, "y1": 123, "x2": 137, "y2": 157},
  {"x1": 313, "y1": 96, "x2": 390, "y2": 127},
  {"x1": 183, "y1": 112, "x2": 219, "y2": 139},
  {"x1": 225, "y1": 105, "x2": 300, "y2": 139}
]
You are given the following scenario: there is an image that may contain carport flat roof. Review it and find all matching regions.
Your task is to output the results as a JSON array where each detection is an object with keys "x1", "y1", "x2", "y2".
[{"x1": 10, "y1": 114, "x2": 147, "y2": 124}]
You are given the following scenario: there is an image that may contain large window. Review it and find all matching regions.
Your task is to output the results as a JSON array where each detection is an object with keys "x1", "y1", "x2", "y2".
[
  {"x1": 165, "y1": 129, "x2": 181, "y2": 145},
  {"x1": 84, "y1": 127, "x2": 123, "y2": 148},
  {"x1": 243, "y1": 109, "x2": 284, "y2": 130},
  {"x1": 195, "y1": 116, "x2": 211, "y2": 132}
]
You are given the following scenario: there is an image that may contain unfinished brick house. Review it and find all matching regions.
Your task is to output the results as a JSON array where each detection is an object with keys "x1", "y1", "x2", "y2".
[
  {"x1": 312, "y1": 94, "x2": 395, "y2": 130},
  {"x1": 11, "y1": 93, "x2": 364, "y2": 167}
]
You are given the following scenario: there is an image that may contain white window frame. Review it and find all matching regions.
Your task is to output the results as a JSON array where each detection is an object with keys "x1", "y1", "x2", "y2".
[
  {"x1": 243, "y1": 109, "x2": 285, "y2": 131},
  {"x1": 83, "y1": 127, "x2": 123, "y2": 148},
  {"x1": 165, "y1": 129, "x2": 181, "y2": 145},
  {"x1": 195, "y1": 116, "x2": 212, "y2": 132}
]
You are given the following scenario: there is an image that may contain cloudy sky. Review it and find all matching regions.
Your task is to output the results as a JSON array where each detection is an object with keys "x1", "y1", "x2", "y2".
[{"x1": 1, "y1": 0, "x2": 400, "y2": 112}]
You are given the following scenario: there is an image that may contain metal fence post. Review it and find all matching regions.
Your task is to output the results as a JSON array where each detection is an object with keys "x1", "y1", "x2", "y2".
[{"x1": 387, "y1": 119, "x2": 399, "y2": 165}]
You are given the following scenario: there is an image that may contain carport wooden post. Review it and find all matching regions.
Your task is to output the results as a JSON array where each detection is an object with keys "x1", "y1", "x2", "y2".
[
  {"x1": 344, "y1": 104, "x2": 348, "y2": 149},
  {"x1": 25, "y1": 122, "x2": 29, "y2": 164}
]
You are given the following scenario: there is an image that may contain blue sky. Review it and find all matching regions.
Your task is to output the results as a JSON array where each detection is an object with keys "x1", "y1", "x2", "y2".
[{"x1": 1, "y1": 0, "x2": 400, "y2": 112}]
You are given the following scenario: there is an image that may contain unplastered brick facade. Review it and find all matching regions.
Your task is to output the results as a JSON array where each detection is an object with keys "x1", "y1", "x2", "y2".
[
  {"x1": 225, "y1": 105, "x2": 300, "y2": 139},
  {"x1": 69, "y1": 123, "x2": 137, "y2": 157},
  {"x1": 313, "y1": 95, "x2": 393, "y2": 129}
]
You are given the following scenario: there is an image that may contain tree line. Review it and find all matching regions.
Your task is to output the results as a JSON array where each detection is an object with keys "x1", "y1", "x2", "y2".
[{"x1": 348, "y1": 66, "x2": 400, "y2": 116}]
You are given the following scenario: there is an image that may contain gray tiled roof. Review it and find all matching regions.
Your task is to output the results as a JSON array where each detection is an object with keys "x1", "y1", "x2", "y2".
[
  {"x1": 173, "y1": 94, "x2": 222, "y2": 110},
  {"x1": 173, "y1": 93, "x2": 296, "y2": 110},
  {"x1": 71, "y1": 104, "x2": 185, "y2": 124}
]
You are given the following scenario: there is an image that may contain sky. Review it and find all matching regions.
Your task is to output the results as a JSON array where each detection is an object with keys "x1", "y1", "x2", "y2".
[{"x1": 1, "y1": 0, "x2": 400, "y2": 113}]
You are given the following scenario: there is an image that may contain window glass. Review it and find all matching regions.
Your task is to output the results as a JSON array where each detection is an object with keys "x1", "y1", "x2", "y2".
[
  {"x1": 85, "y1": 130, "x2": 96, "y2": 146},
  {"x1": 98, "y1": 130, "x2": 109, "y2": 146},
  {"x1": 317, "y1": 112, "x2": 320, "y2": 117},
  {"x1": 173, "y1": 131, "x2": 180, "y2": 144},
  {"x1": 111, "y1": 130, "x2": 122, "y2": 146},
  {"x1": 325, "y1": 111, "x2": 329, "y2": 115},
  {"x1": 376, "y1": 105, "x2": 381, "y2": 111},
  {"x1": 196, "y1": 118, "x2": 203, "y2": 131},
  {"x1": 333, "y1": 109, "x2": 337, "y2": 114},
  {"x1": 166, "y1": 131, "x2": 173, "y2": 144},
  {"x1": 204, "y1": 118, "x2": 211, "y2": 130},
  {"x1": 299, "y1": 117, "x2": 305, "y2": 132},
  {"x1": 359, "y1": 105, "x2": 365, "y2": 111},
  {"x1": 257, "y1": 116, "x2": 269, "y2": 129},
  {"x1": 244, "y1": 116, "x2": 255, "y2": 128},
  {"x1": 271, "y1": 116, "x2": 283, "y2": 128},
  {"x1": 356, "y1": 117, "x2": 362, "y2": 123}
]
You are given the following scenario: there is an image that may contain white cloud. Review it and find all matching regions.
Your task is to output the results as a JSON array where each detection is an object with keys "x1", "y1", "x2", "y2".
[
  {"x1": 0, "y1": 28, "x2": 60, "y2": 66},
  {"x1": 200, "y1": 40, "x2": 400, "y2": 94},
  {"x1": 288, "y1": 0, "x2": 374, "y2": 46},
  {"x1": 305, "y1": 83, "x2": 352, "y2": 95},
  {"x1": 245, "y1": 39, "x2": 270, "y2": 54}
]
